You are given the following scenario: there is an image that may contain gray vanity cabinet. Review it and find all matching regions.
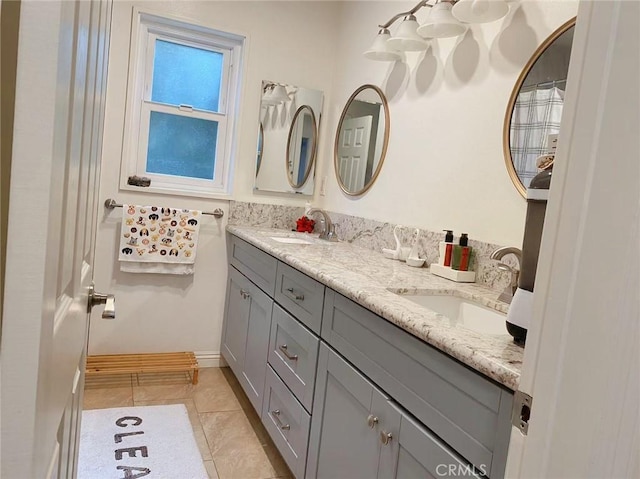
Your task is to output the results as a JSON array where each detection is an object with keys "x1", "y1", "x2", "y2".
[
  {"x1": 307, "y1": 344, "x2": 478, "y2": 479},
  {"x1": 320, "y1": 289, "x2": 513, "y2": 478},
  {"x1": 306, "y1": 344, "x2": 387, "y2": 479},
  {"x1": 390, "y1": 410, "x2": 481, "y2": 479},
  {"x1": 223, "y1": 233, "x2": 513, "y2": 479},
  {"x1": 222, "y1": 264, "x2": 274, "y2": 414}
]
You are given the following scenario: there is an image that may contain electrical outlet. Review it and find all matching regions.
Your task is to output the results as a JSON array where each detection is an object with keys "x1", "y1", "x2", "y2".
[{"x1": 320, "y1": 176, "x2": 327, "y2": 196}]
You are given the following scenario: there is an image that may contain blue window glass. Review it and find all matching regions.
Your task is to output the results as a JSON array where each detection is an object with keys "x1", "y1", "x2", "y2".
[
  {"x1": 152, "y1": 40, "x2": 223, "y2": 112},
  {"x1": 147, "y1": 111, "x2": 218, "y2": 180}
]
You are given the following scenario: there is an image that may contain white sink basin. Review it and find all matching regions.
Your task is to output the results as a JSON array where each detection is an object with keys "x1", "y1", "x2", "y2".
[
  {"x1": 401, "y1": 294, "x2": 507, "y2": 335},
  {"x1": 270, "y1": 236, "x2": 314, "y2": 245}
]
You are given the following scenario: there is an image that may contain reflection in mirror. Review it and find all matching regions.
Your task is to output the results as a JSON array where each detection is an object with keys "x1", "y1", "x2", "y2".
[
  {"x1": 254, "y1": 81, "x2": 323, "y2": 195},
  {"x1": 287, "y1": 106, "x2": 317, "y2": 188},
  {"x1": 334, "y1": 84, "x2": 390, "y2": 196},
  {"x1": 504, "y1": 18, "x2": 575, "y2": 197},
  {"x1": 256, "y1": 123, "x2": 263, "y2": 176}
]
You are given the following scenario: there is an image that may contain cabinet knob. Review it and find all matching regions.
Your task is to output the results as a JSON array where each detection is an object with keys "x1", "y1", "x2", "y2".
[
  {"x1": 239, "y1": 289, "x2": 251, "y2": 299},
  {"x1": 380, "y1": 431, "x2": 393, "y2": 446},
  {"x1": 367, "y1": 414, "x2": 379, "y2": 429}
]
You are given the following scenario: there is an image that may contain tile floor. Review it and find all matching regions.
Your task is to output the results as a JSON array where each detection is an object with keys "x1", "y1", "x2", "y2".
[{"x1": 83, "y1": 368, "x2": 292, "y2": 479}]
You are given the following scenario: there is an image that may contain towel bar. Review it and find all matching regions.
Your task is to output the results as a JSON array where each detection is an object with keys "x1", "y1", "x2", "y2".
[{"x1": 104, "y1": 198, "x2": 224, "y2": 218}]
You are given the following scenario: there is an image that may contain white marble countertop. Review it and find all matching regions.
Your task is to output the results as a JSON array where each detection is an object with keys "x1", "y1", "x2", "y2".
[{"x1": 227, "y1": 226, "x2": 524, "y2": 391}]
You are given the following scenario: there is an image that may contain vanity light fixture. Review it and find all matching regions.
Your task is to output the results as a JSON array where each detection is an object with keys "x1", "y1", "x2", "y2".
[
  {"x1": 364, "y1": 0, "x2": 509, "y2": 61},
  {"x1": 261, "y1": 82, "x2": 290, "y2": 106},
  {"x1": 386, "y1": 15, "x2": 429, "y2": 51},
  {"x1": 417, "y1": 1, "x2": 467, "y2": 39},
  {"x1": 363, "y1": 28, "x2": 403, "y2": 61}
]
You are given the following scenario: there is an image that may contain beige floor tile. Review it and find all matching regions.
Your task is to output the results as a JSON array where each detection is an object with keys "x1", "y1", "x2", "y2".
[
  {"x1": 220, "y1": 367, "x2": 254, "y2": 411},
  {"x1": 244, "y1": 402, "x2": 271, "y2": 446},
  {"x1": 83, "y1": 386, "x2": 133, "y2": 410},
  {"x1": 262, "y1": 442, "x2": 292, "y2": 478},
  {"x1": 204, "y1": 460, "x2": 220, "y2": 479},
  {"x1": 200, "y1": 411, "x2": 278, "y2": 479},
  {"x1": 192, "y1": 370, "x2": 242, "y2": 413},
  {"x1": 134, "y1": 398, "x2": 212, "y2": 462},
  {"x1": 132, "y1": 382, "x2": 194, "y2": 402}
]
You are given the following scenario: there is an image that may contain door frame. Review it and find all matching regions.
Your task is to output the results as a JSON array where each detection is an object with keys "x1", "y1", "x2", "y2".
[{"x1": 505, "y1": 1, "x2": 639, "y2": 477}]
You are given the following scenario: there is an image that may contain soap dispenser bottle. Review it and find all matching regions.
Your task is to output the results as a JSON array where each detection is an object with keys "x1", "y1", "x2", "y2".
[
  {"x1": 451, "y1": 233, "x2": 472, "y2": 271},
  {"x1": 439, "y1": 230, "x2": 454, "y2": 266}
]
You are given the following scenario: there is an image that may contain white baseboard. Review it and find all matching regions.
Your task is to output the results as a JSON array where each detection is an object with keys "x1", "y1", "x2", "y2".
[{"x1": 194, "y1": 351, "x2": 223, "y2": 368}]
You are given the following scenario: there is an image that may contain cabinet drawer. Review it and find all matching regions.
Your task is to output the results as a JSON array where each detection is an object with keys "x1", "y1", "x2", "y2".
[
  {"x1": 268, "y1": 304, "x2": 319, "y2": 412},
  {"x1": 275, "y1": 262, "x2": 325, "y2": 334},
  {"x1": 229, "y1": 235, "x2": 278, "y2": 296},
  {"x1": 262, "y1": 365, "x2": 311, "y2": 479},
  {"x1": 321, "y1": 290, "x2": 513, "y2": 478}
]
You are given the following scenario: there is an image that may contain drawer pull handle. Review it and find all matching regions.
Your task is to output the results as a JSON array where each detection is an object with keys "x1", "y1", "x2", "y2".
[
  {"x1": 279, "y1": 344, "x2": 299, "y2": 361},
  {"x1": 380, "y1": 431, "x2": 393, "y2": 446},
  {"x1": 239, "y1": 289, "x2": 251, "y2": 300},
  {"x1": 367, "y1": 415, "x2": 379, "y2": 429},
  {"x1": 285, "y1": 287, "x2": 304, "y2": 301},
  {"x1": 270, "y1": 409, "x2": 290, "y2": 430}
]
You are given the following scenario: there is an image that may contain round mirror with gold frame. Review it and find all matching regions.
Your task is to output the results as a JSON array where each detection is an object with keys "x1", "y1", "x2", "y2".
[
  {"x1": 334, "y1": 84, "x2": 390, "y2": 196},
  {"x1": 256, "y1": 122, "x2": 264, "y2": 177},
  {"x1": 503, "y1": 17, "x2": 576, "y2": 197},
  {"x1": 286, "y1": 105, "x2": 318, "y2": 189}
]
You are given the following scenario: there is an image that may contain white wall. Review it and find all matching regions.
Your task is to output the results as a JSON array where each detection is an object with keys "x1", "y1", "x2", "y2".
[
  {"x1": 90, "y1": 1, "x2": 338, "y2": 357},
  {"x1": 314, "y1": 1, "x2": 578, "y2": 247}
]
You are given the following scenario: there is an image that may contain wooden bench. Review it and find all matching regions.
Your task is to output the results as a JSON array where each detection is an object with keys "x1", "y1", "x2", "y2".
[{"x1": 86, "y1": 352, "x2": 199, "y2": 384}]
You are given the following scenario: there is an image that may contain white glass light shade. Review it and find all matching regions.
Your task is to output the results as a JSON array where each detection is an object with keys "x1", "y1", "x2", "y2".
[
  {"x1": 262, "y1": 86, "x2": 279, "y2": 106},
  {"x1": 451, "y1": 0, "x2": 509, "y2": 24},
  {"x1": 271, "y1": 85, "x2": 290, "y2": 104},
  {"x1": 364, "y1": 29, "x2": 403, "y2": 61},
  {"x1": 417, "y1": 2, "x2": 467, "y2": 38},
  {"x1": 386, "y1": 15, "x2": 429, "y2": 52}
]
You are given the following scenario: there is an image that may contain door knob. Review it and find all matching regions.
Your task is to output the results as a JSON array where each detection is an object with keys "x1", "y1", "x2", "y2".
[{"x1": 88, "y1": 284, "x2": 116, "y2": 319}]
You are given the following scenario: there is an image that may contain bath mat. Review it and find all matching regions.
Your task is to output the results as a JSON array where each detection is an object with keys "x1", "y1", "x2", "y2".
[{"x1": 77, "y1": 404, "x2": 208, "y2": 478}]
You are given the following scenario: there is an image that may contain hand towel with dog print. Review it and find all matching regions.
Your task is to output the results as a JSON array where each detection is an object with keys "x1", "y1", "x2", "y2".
[{"x1": 119, "y1": 205, "x2": 202, "y2": 274}]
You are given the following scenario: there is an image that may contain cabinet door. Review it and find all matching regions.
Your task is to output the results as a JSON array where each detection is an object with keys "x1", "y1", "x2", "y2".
[
  {"x1": 306, "y1": 344, "x2": 387, "y2": 479},
  {"x1": 222, "y1": 266, "x2": 274, "y2": 414},
  {"x1": 386, "y1": 407, "x2": 481, "y2": 479},
  {"x1": 221, "y1": 267, "x2": 252, "y2": 377},
  {"x1": 242, "y1": 279, "x2": 274, "y2": 414}
]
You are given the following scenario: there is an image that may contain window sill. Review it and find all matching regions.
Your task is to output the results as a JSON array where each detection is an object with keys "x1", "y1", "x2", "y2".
[{"x1": 119, "y1": 182, "x2": 232, "y2": 200}]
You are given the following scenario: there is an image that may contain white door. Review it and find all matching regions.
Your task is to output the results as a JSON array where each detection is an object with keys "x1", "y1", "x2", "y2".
[
  {"x1": 337, "y1": 115, "x2": 373, "y2": 192},
  {"x1": 505, "y1": 1, "x2": 639, "y2": 477},
  {"x1": 1, "y1": 0, "x2": 112, "y2": 478}
]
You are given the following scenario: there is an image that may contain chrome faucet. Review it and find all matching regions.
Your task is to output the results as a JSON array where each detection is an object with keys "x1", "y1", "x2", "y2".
[
  {"x1": 490, "y1": 247, "x2": 522, "y2": 304},
  {"x1": 306, "y1": 208, "x2": 339, "y2": 242}
]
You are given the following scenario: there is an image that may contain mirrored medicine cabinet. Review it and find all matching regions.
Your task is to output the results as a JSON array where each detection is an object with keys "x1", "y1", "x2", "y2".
[{"x1": 254, "y1": 81, "x2": 323, "y2": 196}]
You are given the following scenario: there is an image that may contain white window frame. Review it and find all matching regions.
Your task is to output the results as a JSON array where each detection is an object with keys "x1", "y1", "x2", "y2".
[{"x1": 120, "y1": 10, "x2": 244, "y2": 197}]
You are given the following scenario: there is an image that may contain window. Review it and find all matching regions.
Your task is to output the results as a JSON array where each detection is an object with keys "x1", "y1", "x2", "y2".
[{"x1": 122, "y1": 11, "x2": 244, "y2": 197}]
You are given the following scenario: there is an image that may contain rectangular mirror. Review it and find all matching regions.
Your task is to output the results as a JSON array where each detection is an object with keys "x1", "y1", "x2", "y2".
[{"x1": 254, "y1": 80, "x2": 323, "y2": 195}]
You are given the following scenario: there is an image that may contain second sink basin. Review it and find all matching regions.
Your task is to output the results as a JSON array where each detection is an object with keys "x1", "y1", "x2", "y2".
[
  {"x1": 400, "y1": 294, "x2": 507, "y2": 335},
  {"x1": 270, "y1": 237, "x2": 314, "y2": 245}
]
